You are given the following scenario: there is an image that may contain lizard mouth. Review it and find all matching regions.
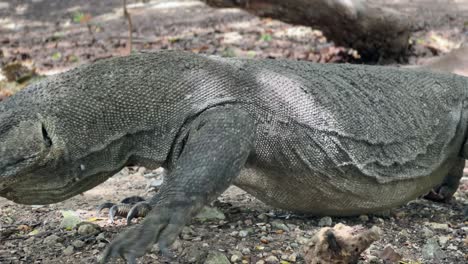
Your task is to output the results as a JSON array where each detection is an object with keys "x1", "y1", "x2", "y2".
[{"x1": 0, "y1": 171, "x2": 112, "y2": 205}]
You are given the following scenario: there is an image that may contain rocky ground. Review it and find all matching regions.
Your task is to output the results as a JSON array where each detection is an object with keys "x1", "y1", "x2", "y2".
[{"x1": 0, "y1": 0, "x2": 467, "y2": 263}]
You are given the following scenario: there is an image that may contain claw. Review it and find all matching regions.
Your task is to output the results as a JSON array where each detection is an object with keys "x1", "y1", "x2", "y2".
[
  {"x1": 126, "y1": 202, "x2": 152, "y2": 225},
  {"x1": 97, "y1": 196, "x2": 147, "y2": 223},
  {"x1": 109, "y1": 204, "x2": 133, "y2": 223},
  {"x1": 424, "y1": 186, "x2": 453, "y2": 202},
  {"x1": 96, "y1": 202, "x2": 116, "y2": 216}
]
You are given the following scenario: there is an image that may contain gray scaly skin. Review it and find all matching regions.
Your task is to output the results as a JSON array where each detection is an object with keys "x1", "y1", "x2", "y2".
[{"x1": 0, "y1": 51, "x2": 467, "y2": 263}]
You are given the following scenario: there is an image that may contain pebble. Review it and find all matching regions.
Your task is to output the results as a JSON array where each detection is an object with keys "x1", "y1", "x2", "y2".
[
  {"x1": 398, "y1": 229, "x2": 410, "y2": 238},
  {"x1": 271, "y1": 221, "x2": 290, "y2": 232},
  {"x1": 318, "y1": 216, "x2": 332, "y2": 227},
  {"x1": 258, "y1": 213, "x2": 269, "y2": 221},
  {"x1": 438, "y1": 235, "x2": 451, "y2": 246},
  {"x1": 77, "y1": 222, "x2": 100, "y2": 236},
  {"x1": 239, "y1": 230, "x2": 250, "y2": 237},
  {"x1": 265, "y1": 255, "x2": 279, "y2": 263},
  {"x1": 72, "y1": 239, "x2": 85, "y2": 248},
  {"x1": 43, "y1": 234, "x2": 61, "y2": 245},
  {"x1": 63, "y1": 245, "x2": 74, "y2": 256},
  {"x1": 422, "y1": 226, "x2": 434, "y2": 237},
  {"x1": 204, "y1": 251, "x2": 230, "y2": 264},
  {"x1": 359, "y1": 215, "x2": 369, "y2": 222},
  {"x1": 242, "y1": 248, "x2": 251, "y2": 254},
  {"x1": 424, "y1": 222, "x2": 450, "y2": 231},
  {"x1": 231, "y1": 254, "x2": 242, "y2": 262},
  {"x1": 97, "y1": 242, "x2": 107, "y2": 248},
  {"x1": 96, "y1": 232, "x2": 107, "y2": 242},
  {"x1": 296, "y1": 236, "x2": 309, "y2": 245},
  {"x1": 287, "y1": 253, "x2": 297, "y2": 262},
  {"x1": 447, "y1": 244, "x2": 458, "y2": 251},
  {"x1": 185, "y1": 246, "x2": 206, "y2": 263},
  {"x1": 24, "y1": 237, "x2": 36, "y2": 244},
  {"x1": 195, "y1": 206, "x2": 226, "y2": 222},
  {"x1": 375, "y1": 218, "x2": 385, "y2": 224},
  {"x1": 422, "y1": 238, "x2": 445, "y2": 260}
]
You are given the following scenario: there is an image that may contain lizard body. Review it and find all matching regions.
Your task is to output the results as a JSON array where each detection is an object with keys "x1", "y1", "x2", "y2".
[{"x1": 0, "y1": 51, "x2": 466, "y2": 261}]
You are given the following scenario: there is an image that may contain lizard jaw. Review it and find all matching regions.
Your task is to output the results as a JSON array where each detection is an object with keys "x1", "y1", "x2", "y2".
[{"x1": 0, "y1": 171, "x2": 112, "y2": 205}]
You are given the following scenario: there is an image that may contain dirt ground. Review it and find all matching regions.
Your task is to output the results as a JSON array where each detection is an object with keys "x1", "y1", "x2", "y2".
[{"x1": 0, "y1": 0, "x2": 467, "y2": 263}]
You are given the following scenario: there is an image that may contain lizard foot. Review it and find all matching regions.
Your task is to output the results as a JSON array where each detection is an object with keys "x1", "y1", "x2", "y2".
[
  {"x1": 423, "y1": 185, "x2": 455, "y2": 203},
  {"x1": 97, "y1": 196, "x2": 146, "y2": 223},
  {"x1": 100, "y1": 204, "x2": 194, "y2": 263}
]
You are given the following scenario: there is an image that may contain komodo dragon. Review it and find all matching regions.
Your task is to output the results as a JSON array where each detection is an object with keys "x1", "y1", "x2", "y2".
[{"x1": 0, "y1": 51, "x2": 467, "y2": 263}]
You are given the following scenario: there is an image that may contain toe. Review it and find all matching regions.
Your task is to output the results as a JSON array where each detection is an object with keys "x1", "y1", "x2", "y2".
[
  {"x1": 121, "y1": 196, "x2": 146, "y2": 204},
  {"x1": 96, "y1": 202, "x2": 115, "y2": 216},
  {"x1": 126, "y1": 202, "x2": 152, "y2": 225}
]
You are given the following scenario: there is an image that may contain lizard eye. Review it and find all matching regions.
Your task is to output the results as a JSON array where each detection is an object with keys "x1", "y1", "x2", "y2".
[{"x1": 41, "y1": 124, "x2": 52, "y2": 147}]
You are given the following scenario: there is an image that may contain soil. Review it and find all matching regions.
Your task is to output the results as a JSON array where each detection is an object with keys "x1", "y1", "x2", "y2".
[{"x1": 0, "y1": 0, "x2": 467, "y2": 263}]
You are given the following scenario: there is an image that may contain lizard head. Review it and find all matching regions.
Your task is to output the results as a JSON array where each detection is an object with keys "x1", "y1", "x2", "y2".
[
  {"x1": 0, "y1": 89, "x2": 115, "y2": 205},
  {"x1": 0, "y1": 106, "x2": 67, "y2": 204}
]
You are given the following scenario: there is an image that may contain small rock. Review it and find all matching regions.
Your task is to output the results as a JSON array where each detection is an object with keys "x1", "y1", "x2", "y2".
[
  {"x1": 304, "y1": 224, "x2": 380, "y2": 264},
  {"x1": 287, "y1": 253, "x2": 297, "y2": 262},
  {"x1": 231, "y1": 254, "x2": 242, "y2": 262},
  {"x1": 63, "y1": 245, "x2": 74, "y2": 256},
  {"x1": 318, "y1": 216, "x2": 332, "y2": 227},
  {"x1": 271, "y1": 221, "x2": 290, "y2": 232},
  {"x1": 60, "y1": 210, "x2": 82, "y2": 230},
  {"x1": 422, "y1": 226, "x2": 434, "y2": 237},
  {"x1": 204, "y1": 251, "x2": 230, "y2": 264},
  {"x1": 424, "y1": 222, "x2": 450, "y2": 231},
  {"x1": 256, "y1": 260, "x2": 266, "y2": 264},
  {"x1": 185, "y1": 246, "x2": 207, "y2": 263},
  {"x1": 258, "y1": 213, "x2": 269, "y2": 221},
  {"x1": 379, "y1": 244, "x2": 402, "y2": 263},
  {"x1": 72, "y1": 239, "x2": 85, "y2": 248},
  {"x1": 398, "y1": 229, "x2": 410, "y2": 238},
  {"x1": 296, "y1": 236, "x2": 309, "y2": 245},
  {"x1": 77, "y1": 222, "x2": 100, "y2": 236},
  {"x1": 375, "y1": 218, "x2": 385, "y2": 224},
  {"x1": 239, "y1": 230, "x2": 250, "y2": 237},
  {"x1": 447, "y1": 244, "x2": 458, "y2": 251},
  {"x1": 24, "y1": 237, "x2": 36, "y2": 244},
  {"x1": 438, "y1": 236, "x2": 451, "y2": 246},
  {"x1": 242, "y1": 248, "x2": 251, "y2": 254},
  {"x1": 97, "y1": 242, "x2": 107, "y2": 248},
  {"x1": 195, "y1": 206, "x2": 226, "y2": 222},
  {"x1": 359, "y1": 215, "x2": 369, "y2": 222},
  {"x1": 422, "y1": 238, "x2": 445, "y2": 260},
  {"x1": 96, "y1": 232, "x2": 107, "y2": 242},
  {"x1": 265, "y1": 255, "x2": 279, "y2": 263},
  {"x1": 43, "y1": 234, "x2": 61, "y2": 245},
  {"x1": 393, "y1": 211, "x2": 406, "y2": 219}
]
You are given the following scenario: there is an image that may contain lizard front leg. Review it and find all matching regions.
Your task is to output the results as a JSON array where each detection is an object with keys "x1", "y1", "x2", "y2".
[{"x1": 100, "y1": 106, "x2": 255, "y2": 263}]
